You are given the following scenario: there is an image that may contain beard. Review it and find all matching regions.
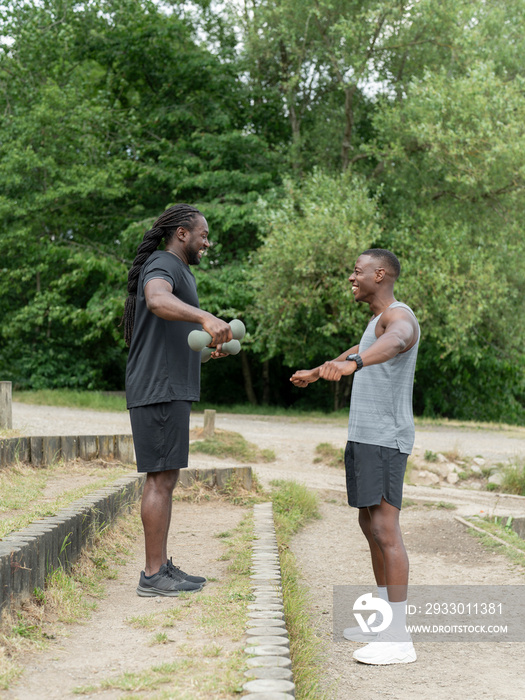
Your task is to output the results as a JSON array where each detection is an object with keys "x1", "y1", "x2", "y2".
[{"x1": 187, "y1": 249, "x2": 202, "y2": 266}]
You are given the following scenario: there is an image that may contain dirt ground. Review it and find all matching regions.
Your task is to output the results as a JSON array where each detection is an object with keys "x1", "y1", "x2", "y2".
[
  {"x1": 4, "y1": 404, "x2": 525, "y2": 699},
  {"x1": 2, "y1": 500, "x2": 248, "y2": 700}
]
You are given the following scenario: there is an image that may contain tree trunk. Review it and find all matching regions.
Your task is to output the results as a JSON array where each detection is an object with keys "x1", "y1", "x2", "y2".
[
  {"x1": 240, "y1": 350, "x2": 258, "y2": 405},
  {"x1": 262, "y1": 359, "x2": 270, "y2": 405}
]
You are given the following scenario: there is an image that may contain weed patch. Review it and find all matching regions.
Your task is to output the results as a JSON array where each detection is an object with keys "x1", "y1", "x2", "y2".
[
  {"x1": 464, "y1": 517, "x2": 525, "y2": 568},
  {"x1": 270, "y1": 480, "x2": 329, "y2": 700},
  {"x1": 313, "y1": 442, "x2": 344, "y2": 468},
  {"x1": 500, "y1": 461, "x2": 525, "y2": 496},
  {"x1": 0, "y1": 459, "x2": 132, "y2": 538},
  {"x1": 189, "y1": 428, "x2": 275, "y2": 463}
]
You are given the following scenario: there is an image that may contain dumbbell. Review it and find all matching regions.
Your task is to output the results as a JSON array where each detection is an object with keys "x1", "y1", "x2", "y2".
[{"x1": 188, "y1": 319, "x2": 246, "y2": 363}]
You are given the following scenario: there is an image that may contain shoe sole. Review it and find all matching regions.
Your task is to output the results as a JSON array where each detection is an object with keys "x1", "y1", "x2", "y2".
[
  {"x1": 353, "y1": 648, "x2": 417, "y2": 665},
  {"x1": 136, "y1": 584, "x2": 203, "y2": 597},
  {"x1": 343, "y1": 630, "x2": 378, "y2": 643},
  {"x1": 353, "y1": 653, "x2": 417, "y2": 665}
]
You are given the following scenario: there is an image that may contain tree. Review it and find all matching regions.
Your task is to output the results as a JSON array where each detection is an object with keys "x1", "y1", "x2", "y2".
[
  {"x1": 250, "y1": 170, "x2": 383, "y2": 409},
  {"x1": 0, "y1": 0, "x2": 278, "y2": 389}
]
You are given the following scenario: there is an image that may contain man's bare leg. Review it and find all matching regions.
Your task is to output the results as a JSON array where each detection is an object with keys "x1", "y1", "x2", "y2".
[
  {"x1": 365, "y1": 498, "x2": 408, "y2": 601},
  {"x1": 352, "y1": 497, "x2": 416, "y2": 662},
  {"x1": 358, "y1": 507, "x2": 386, "y2": 587},
  {"x1": 141, "y1": 469, "x2": 179, "y2": 576}
]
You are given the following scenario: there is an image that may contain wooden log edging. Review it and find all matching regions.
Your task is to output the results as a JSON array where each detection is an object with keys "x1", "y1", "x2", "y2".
[
  {"x1": 0, "y1": 434, "x2": 135, "y2": 470},
  {"x1": 0, "y1": 455, "x2": 254, "y2": 620}
]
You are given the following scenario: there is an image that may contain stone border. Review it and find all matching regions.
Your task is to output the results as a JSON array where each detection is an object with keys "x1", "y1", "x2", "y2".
[
  {"x1": 0, "y1": 452, "x2": 253, "y2": 620},
  {"x1": 242, "y1": 502, "x2": 296, "y2": 699},
  {"x1": 0, "y1": 473, "x2": 144, "y2": 619}
]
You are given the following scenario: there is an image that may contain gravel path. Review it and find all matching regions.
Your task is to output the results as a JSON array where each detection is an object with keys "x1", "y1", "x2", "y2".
[
  {"x1": 12, "y1": 403, "x2": 525, "y2": 519},
  {"x1": 6, "y1": 402, "x2": 525, "y2": 699}
]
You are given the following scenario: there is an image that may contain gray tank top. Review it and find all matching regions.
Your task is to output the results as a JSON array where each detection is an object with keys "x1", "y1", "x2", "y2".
[{"x1": 347, "y1": 301, "x2": 419, "y2": 454}]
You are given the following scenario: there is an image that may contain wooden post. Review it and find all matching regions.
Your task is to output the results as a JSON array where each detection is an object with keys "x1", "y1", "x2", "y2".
[
  {"x1": 0, "y1": 382, "x2": 12, "y2": 430},
  {"x1": 203, "y1": 409, "x2": 216, "y2": 438}
]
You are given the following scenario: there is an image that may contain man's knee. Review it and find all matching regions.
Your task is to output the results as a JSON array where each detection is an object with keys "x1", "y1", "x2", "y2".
[
  {"x1": 146, "y1": 468, "x2": 180, "y2": 492},
  {"x1": 359, "y1": 508, "x2": 377, "y2": 543}
]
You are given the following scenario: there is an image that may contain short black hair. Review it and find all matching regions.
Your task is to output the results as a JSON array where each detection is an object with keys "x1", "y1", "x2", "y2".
[{"x1": 361, "y1": 248, "x2": 401, "y2": 280}]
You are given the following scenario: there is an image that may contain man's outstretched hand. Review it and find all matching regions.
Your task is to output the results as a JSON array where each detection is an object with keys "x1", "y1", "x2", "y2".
[
  {"x1": 318, "y1": 360, "x2": 356, "y2": 382},
  {"x1": 290, "y1": 368, "x2": 320, "y2": 388}
]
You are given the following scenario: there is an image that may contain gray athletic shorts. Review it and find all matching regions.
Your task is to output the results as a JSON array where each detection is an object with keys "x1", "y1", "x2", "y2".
[
  {"x1": 129, "y1": 400, "x2": 192, "y2": 473},
  {"x1": 344, "y1": 441, "x2": 408, "y2": 510}
]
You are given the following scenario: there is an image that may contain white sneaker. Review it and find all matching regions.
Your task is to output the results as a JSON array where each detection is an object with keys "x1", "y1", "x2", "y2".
[
  {"x1": 352, "y1": 633, "x2": 417, "y2": 665},
  {"x1": 343, "y1": 625, "x2": 378, "y2": 643}
]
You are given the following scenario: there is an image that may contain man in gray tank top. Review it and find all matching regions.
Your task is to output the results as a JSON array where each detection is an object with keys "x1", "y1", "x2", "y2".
[{"x1": 291, "y1": 248, "x2": 419, "y2": 666}]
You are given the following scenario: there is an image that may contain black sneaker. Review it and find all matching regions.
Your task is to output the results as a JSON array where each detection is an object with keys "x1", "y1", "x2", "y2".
[
  {"x1": 167, "y1": 557, "x2": 207, "y2": 586},
  {"x1": 136, "y1": 563, "x2": 203, "y2": 597}
]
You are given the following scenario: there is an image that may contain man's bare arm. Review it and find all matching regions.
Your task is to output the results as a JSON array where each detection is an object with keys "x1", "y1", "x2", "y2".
[
  {"x1": 145, "y1": 278, "x2": 232, "y2": 346},
  {"x1": 318, "y1": 310, "x2": 417, "y2": 381},
  {"x1": 290, "y1": 344, "x2": 360, "y2": 387}
]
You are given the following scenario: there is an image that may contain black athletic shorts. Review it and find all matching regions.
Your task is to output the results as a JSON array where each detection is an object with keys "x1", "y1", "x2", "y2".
[
  {"x1": 129, "y1": 400, "x2": 192, "y2": 473},
  {"x1": 344, "y1": 441, "x2": 408, "y2": 510}
]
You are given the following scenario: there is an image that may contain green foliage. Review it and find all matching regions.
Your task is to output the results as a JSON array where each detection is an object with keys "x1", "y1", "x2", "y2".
[
  {"x1": 250, "y1": 170, "x2": 380, "y2": 364},
  {"x1": 0, "y1": 0, "x2": 524, "y2": 423},
  {"x1": 0, "y1": 0, "x2": 277, "y2": 390}
]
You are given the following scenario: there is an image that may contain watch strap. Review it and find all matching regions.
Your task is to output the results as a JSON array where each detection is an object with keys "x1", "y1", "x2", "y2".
[{"x1": 346, "y1": 353, "x2": 363, "y2": 371}]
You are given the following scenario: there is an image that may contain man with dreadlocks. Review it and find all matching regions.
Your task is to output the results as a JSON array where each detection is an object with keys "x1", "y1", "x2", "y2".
[{"x1": 124, "y1": 204, "x2": 232, "y2": 597}]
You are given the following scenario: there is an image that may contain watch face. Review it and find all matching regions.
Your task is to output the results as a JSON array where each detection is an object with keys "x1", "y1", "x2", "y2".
[{"x1": 347, "y1": 354, "x2": 362, "y2": 369}]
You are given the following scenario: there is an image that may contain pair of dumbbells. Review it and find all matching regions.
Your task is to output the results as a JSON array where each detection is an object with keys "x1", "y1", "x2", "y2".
[{"x1": 188, "y1": 319, "x2": 246, "y2": 363}]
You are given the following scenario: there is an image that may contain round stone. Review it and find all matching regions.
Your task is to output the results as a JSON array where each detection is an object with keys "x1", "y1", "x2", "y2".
[
  {"x1": 243, "y1": 679, "x2": 295, "y2": 694},
  {"x1": 247, "y1": 604, "x2": 284, "y2": 612},
  {"x1": 242, "y1": 694, "x2": 295, "y2": 700},
  {"x1": 244, "y1": 667, "x2": 293, "y2": 681},
  {"x1": 246, "y1": 656, "x2": 292, "y2": 668},
  {"x1": 245, "y1": 645, "x2": 291, "y2": 657},
  {"x1": 246, "y1": 619, "x2": 286, "y2": 628},
  {"x1": 247, "y1": 636, "x2": 289, "y2": 647},
  {"x1": 253, "y1": 599, "x2": 283, "y2": 606},
  {"x1": 247, "y1": 627, "x2": 289, "y2": 637},
  {"x1": 248, "y1": 611, "x2": 285, "y2": 620}
]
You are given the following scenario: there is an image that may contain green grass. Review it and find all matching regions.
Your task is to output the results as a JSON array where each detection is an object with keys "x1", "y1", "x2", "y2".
[
  {"x1": 14, "y1": 389, "x2": 127, "y2": 412},
  {"x1": 313, "y1": 442, "x2": 344, "y2": 468},
  {"x1": 500, "y1": 461, "x2": 525, "y2": 496},
  {"x1": 189, "y1": 429, "x2": 275, "y2": 462},
  {"x1": 466, "y1": 517, "x2": 525, "y2": 567},
  {"x1": 0, "y1": 460, "x2": 132, "y2": 538},
  {"x1": 270, "y1": 480, "x2": 329, "y2": 700}
]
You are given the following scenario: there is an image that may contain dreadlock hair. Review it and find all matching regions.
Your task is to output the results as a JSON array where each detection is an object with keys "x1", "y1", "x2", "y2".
[
  {"x1": 123, "y1": 203, "x2": 202, "y2": 346},
  {"x1": 361, "y1": 248, "x2": 401, "y2": 280}
]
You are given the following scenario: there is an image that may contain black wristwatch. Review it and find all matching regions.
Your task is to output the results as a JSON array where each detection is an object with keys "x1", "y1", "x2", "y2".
[{"x1": 346, "y1": 353, "x2": 363, "y2": 371}]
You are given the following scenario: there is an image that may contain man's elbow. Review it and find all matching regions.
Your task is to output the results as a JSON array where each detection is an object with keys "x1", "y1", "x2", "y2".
[{"x1": 146, "y1": 294, "x2": 166, "y2": 316}]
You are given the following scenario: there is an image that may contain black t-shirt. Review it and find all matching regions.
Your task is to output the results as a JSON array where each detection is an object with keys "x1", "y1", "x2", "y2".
[{"x1": 125, "y1": 251, "x2": 201, "y2": 408}]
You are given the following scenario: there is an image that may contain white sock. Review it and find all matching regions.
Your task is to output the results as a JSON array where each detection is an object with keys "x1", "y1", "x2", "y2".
[
  {"x1": 366, "y1": 586, "x2": 388, "y2": 631},
  {"x1": 388, "y1": 600, "x2": 410, "y2": 641},
  {"x1": 377, "y1": 586, "x2": 388, "y2": 601}
]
